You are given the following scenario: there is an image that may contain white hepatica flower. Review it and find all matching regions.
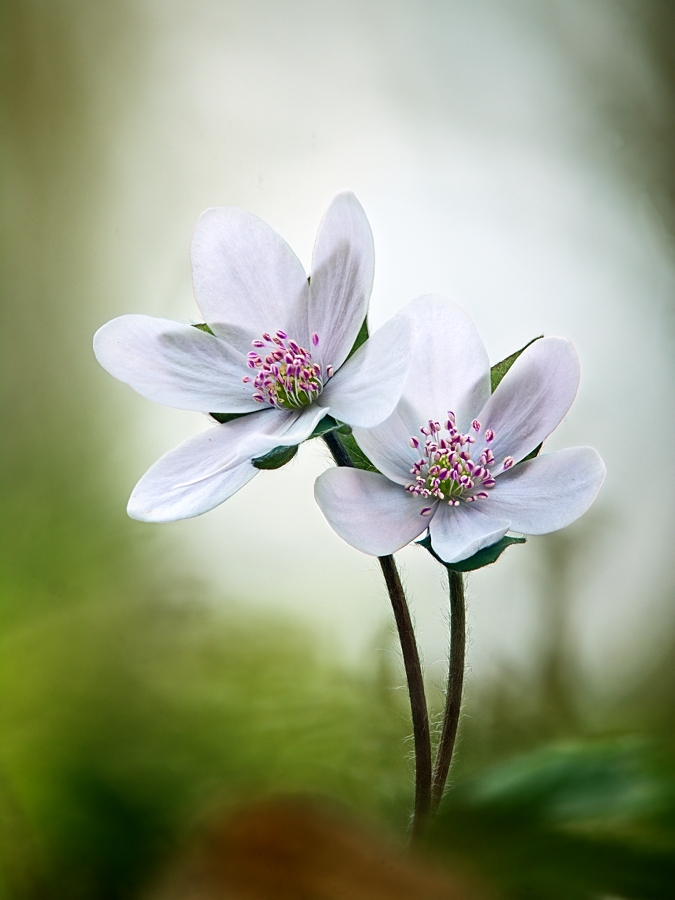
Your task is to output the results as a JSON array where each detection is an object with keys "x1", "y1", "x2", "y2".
[
  {"x1": 94, "y1": 193, "x2": 413, "y2": 522},
  {"x1": 314, "y1": 295, "x2": 606, "y2": 564}
]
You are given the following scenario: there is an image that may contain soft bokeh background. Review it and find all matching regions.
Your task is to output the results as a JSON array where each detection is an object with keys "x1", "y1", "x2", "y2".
[{"x1": 2, "y1": 1, "x2": 675, "y2": 897}]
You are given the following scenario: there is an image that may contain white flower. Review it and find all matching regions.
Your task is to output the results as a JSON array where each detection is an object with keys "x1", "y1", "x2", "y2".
[
  {"x1": 314, "y1": 295, "x2": 606, "y2": 564},
  {"x1": 94, "y1": 193, "x2": 413, "y2": 522}
]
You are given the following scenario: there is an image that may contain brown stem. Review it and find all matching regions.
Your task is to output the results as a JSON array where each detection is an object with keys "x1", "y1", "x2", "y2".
[
  {"x1": 430, "y1": 569, "x2": 466, "y2": 813},
  {"x1": 377, "y1": 555, "x2": 432, "y2": 837},
  {"x1": 323, "y1": 432, "x2": 432, "y2": 838}
]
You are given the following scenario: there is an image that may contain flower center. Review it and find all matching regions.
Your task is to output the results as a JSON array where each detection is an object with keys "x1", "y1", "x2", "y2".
[
  {"x1": 243, "y1": 331, "x2": 332, "y2": 410},
  {"x1": 405, "y1": 413, "x2": 514, "y2": 516}
]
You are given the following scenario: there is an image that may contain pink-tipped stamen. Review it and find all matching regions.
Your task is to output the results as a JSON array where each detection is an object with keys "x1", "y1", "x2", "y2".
[
  {"x1": 405, "y1": 416, "x2": 510, "y2": 508},
  {"x1": 246, "y1": 331, "x2": 327, "y2": 410}
]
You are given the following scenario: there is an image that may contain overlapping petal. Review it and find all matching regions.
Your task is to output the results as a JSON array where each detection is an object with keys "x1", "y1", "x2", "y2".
[
  {"x1": 396, "y1": 295, "x2": 491, "y2": 434},
  {"x1": 472, "y1": 337, "x2": 580, "y2": 464},
  {"x1": 308, "y1": 192, "x2": 375, "y2": 371},
  {"x1": 128, "y1": 408, "x2": 296, "y2": 522},
  {"x1": 191, "y1": 207, "x2": 310, "y2": 352},
  {"x1": 240, "y1": 404, "x2": 329, "y2": 458},
  {"x1": 352, "y1": 408, "x2": 419, "y2": 485},
  {"x1": 94, "y1": 315, "x2": 258, "y2": 412},
  {"x1": 314, "y1": 468, "x2": 431, "y2": 556},
  {"x1": 484, "y1": 446, "x2": 606, "y2": 534},
  {"x1": 318, "y1": 313, "x2": 414, "y2": 427},
  {"x1": 428, "y1": 504, "x2": 510, "y2": 564}
]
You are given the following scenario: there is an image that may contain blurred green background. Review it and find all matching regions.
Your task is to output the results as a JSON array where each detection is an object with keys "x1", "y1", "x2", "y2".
[{"x1": 2, "y1": 1, "x2": 675, "y2": 898}]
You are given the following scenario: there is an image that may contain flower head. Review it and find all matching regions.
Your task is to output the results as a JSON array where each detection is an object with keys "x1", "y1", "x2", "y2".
[
  {"x1": 314, "y1": 295, "x2": 606, "y2": 564},
  {"x1": 94, "y1": 193, "x2": 413, "y2": 521}
]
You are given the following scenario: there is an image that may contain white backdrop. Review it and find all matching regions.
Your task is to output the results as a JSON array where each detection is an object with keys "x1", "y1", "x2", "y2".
[{"x1": 92, "y1": 0, "x2": 675, "y2": 692}]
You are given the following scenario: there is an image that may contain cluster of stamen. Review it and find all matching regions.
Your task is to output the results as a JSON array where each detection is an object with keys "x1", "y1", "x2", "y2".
[
  {"x1": 244, "y1": 331, "x2": 331, "y2": 410},
  {"x1": 405, "y1": 413, "x2": 514, "y2": 516}
]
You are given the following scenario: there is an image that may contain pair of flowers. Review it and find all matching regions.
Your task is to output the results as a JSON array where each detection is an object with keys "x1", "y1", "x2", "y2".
[{"x1": 94, "y1": 193, "x2": 605, "y2": 564}]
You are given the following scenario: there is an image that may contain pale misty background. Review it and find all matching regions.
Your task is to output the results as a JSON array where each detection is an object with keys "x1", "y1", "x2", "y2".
[{"x1": 90, "y1": 0, "x2": 675, "y2": 691}]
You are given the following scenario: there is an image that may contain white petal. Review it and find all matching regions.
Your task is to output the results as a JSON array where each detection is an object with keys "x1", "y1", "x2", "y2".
[
  {"x1": 352, "y1": 410, "x2": 419, "y2": 485},
  {"x1": 94, "y1": 315, "x2": 258, "y2": 412},
  {"x1": 473, "y1": 337, "x2": 580, "y2": 464},
  {"x1": 318, "y1": 313, "x2": 413, "y2": 427},
  {"x1": 428, "y1": 503, "x2": 510, "y2": 564},
  {"x1": 314, "y1": 468, "x2": 432, "y2": 556},
  {"x1": 127, "y1": 408, "x2": 294, "y2": 522},
  {"x1": 191, "y1": 207, "x2": 310, "y2": 352},
  {"x1": 240, "y1": 404, "x2": 330, "y2": 457},
  {"x1": 308, "y1": 192, "x2": 375, "y2": 371},
  {"x1": 485, "y1": 447, "x2": 606, "y2": 534},
  {"x1": 396, "y1": 295, "x2": 491, "y2": 434}
]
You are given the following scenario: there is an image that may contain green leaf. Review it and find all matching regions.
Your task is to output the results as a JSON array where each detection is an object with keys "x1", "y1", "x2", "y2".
[
  {"x1": 345, "y1": 318, "x2": 369, "y2": 361},
  {"x1": 192, "y1": 322, "x2": 215, "y2": 335},
  {"x1": 417, "y1": 533, "x2": 526, "y2": 572},
  {"x1": 252, "y1": 443, "x2": 299, "y2": 470},
  {"x1": 307, "y1": 415, "x2": 350, "y2": 440},
  {"x1": 490, "y1": 336, "x2": 543, "y2": 393},
  {"x1": 522, "y1": 442, "x2": 542, "y2": 462},
  {"x1": 209, "y1": 411, "x2": 252, "y2": 425},
  {"x1": 338, "y1": 433, "x2": 380, "y2": 473}
]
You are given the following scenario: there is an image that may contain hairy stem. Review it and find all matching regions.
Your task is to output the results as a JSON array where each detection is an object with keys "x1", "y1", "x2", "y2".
[
  {"x1": 430, "y1": 569, "x2": 466, "y2": 813},
  {"x1": 377, "y1": 554, "x2": 432, "y2": 836},
  {"x1": 323, "y1": 432, "x2": 432, "y2": 837}
]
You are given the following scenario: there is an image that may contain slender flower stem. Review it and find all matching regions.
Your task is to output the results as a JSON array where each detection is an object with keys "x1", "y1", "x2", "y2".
[
  {"x1": 322, "y1": 430, "x2": 354, "y2": 469},
  {"x1": 430, "y1": 569, "x2": 466, "y2": 813},
  {"x1": 323, "y1": 431, "x2": 432, "y2": 838},
  {"x1": 377, "y1": 554, "x2": 432, "y2": 837}
]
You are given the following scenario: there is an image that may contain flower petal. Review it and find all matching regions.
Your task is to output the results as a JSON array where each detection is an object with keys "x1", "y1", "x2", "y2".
[
  {"x1": 317, "y1": 313, "x2": 414, "y2": 427},
  {"x1": 314, "y1": 468, "x2": 432, "y2": 556},
  {"x1": 484, "y1": 447, "x2": 605, "y2": 534},
  {"x1": 127, "y1": 408, "x2": 295, "y2": 522},
  {"x1": 94, "y1": 315, "x2": 258, "y2": 412},
  {"x1": 429, "y1": 503, "x2": 510, "y2": 564},
  {"x1": 191, "y1": 207, "x2": 310, "y2": 352},
  {"x1": 396, "y1": 295, "x2": 491, "y2": 434},
  {"x1": 308, "y1": 192, "x2": 375, "y2": 371},
  {"x1": 352, "y1": 410, "x2": 418, "y2": 485},
  {"x1": 473, "y1": 337, "x2": 580, "y2": 464},
  {"x1": 240, "y1": 403, "x2": 329, "y2": 457}
]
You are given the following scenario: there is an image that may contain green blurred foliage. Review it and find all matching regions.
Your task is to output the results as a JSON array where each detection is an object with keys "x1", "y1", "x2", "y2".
[
  {"x1": 426, "y1": 526, "x2": 675, "y2": 899},
  {"x1": 429, "y1": 739, "x2": 675, "y2": 900},
  {"x1": 1, "y1": 597, "x2": 411, "y2": 899}
]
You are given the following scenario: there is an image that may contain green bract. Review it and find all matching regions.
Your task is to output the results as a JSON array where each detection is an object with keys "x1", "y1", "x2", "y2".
[{"x1": 417, "y1": 533, "x2": 526, "y2": 572}]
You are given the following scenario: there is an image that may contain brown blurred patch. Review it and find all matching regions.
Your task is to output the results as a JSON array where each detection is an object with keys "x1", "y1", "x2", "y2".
[{"x1": 150, "y1": 795, "x2": 478, "y2": 900}]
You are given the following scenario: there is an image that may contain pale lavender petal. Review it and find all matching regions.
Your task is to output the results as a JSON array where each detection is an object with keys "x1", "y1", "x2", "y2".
[
  {"x1": 307, "y1": 192, "x2": 375, "y2": 371},
  {"x1": 191, "y1": 207, "x2": 310, "y2": 353},
  {"x1": 396, "y1": 295, "x2": 491, "y2": 435},
  {"x1": 94, "y1": 315, "x2": 258, "y2": 412},
  {"x1": 240, "y1": 404, "x2": 329, "y2": 457},
  {"x1": 473, "y1": 337, "x2": 580, "y2": 464},
  {"x1": 314, "y1": 468, "x2": 432, "y2": 556},
  {"x1": 352, "y1": 410, "x2": 418, "y2": 486},
  {"x1": 317, "y1": 313, "x2": 413, "y2": 427},
  {"x1": 485, "y1": 447, "x2": 605, "y2": 534},
  {"x1": 127, "y1": 408, "x2": 294, "y2": 522},
  {"x1": 428, "y1": 503, "x2": 510, "y2": 564}
]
